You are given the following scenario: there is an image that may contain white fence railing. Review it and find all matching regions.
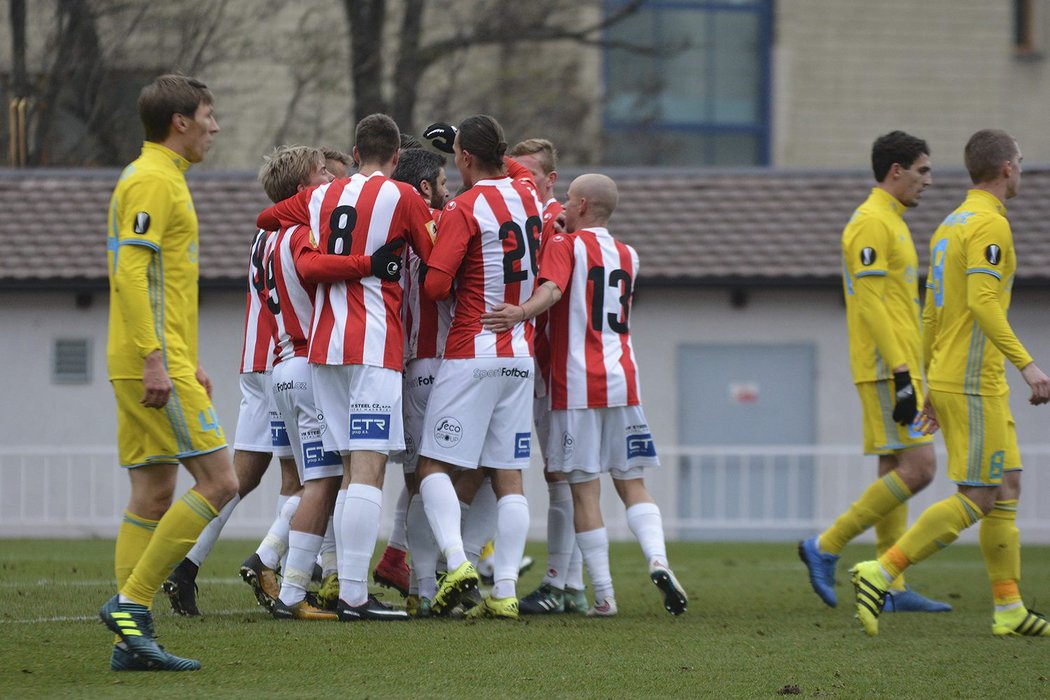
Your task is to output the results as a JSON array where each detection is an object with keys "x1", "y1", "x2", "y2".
[{"x1": 3, "y1": 445, "x2": 1050, "y2": 542}]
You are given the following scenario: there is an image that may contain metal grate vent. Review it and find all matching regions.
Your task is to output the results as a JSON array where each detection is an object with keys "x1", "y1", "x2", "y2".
[{"x1": 53, "y1": 338, "x2": 92, "y2": 384}]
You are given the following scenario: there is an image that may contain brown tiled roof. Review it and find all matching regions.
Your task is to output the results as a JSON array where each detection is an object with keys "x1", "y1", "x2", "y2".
[{"x1": 3, "y1": 166, "x2": 1050, "y2": 289}]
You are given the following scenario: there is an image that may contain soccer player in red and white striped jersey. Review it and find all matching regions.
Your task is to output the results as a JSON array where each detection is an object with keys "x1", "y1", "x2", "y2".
[
  {"x1": 256, "y1": 115, "x2": 433, "y2": 621},
  {"x1": 414, "y1": 116, "x2": 543, "y2": 619},
  {"x1": 483, "y1": 173, "x2": 687, "y2": 618}
]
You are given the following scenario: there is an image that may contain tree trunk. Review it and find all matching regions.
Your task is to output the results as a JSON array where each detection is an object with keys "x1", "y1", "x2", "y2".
[{"x1": 344, "y1": 0, "x2": 388, "y2": 124}]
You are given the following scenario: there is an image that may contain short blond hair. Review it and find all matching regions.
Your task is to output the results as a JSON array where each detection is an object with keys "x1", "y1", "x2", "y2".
[
  {"x1": 258, "y1": 145, "x2": 324, "y2": 203},
  {"x1": 508, "y1": 138, "x2": 557, "y2": 175}
]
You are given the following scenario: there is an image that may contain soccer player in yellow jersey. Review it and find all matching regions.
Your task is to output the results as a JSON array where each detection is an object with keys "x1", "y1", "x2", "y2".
[
  {"x1": 99, "y1": 74, "x2": 237, "y2": 670},
  {"x1": 799, "y1": 132, "x2": 950, "y2": 613},
  {"x1": 851, "y1": 129, "x2": 1050, "y2": 637}
]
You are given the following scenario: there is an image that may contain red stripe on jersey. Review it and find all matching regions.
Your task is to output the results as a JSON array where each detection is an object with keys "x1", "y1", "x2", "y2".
[
  {"x1": 581, "y1": 234, "x2": 608, "y2": 407},
  {"x1": 306, "y1": 183, "x2": 347, "y2": 360},
  {"x1": 616, "y1": 242, "x2": 639, "y2": 406},
  {"x1": 480, "y1": 187, "x2": 523, "y2": 358},
  {"x1": 240, "y1": 229, "x2": 277, "y2": 372},
  {"x1": 534, "y1": 199, "x2": 564, "y2": 397},
  {"x1": 269, "y1": 226, "x2": 316, "y2": 364},
  {"x1": 339, "y1": 176, "x2": 382, "y2": 364}
]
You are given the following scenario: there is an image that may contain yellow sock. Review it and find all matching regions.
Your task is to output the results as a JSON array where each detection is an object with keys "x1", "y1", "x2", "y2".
[
  {"x1": 120, "y1": 490, "x2": 218, "y2": 607},
  {"x1": 980, "y1": 499, "x2": 1022, "y2": 607},
  {"x1": 819, "y1": 471, "x2": 912, "y2": 555},
  {"x1": 875, "y1": 500, "x2": 909, "y2": 590},
  {"x1": 115, "y1": 510, "x2": 159, "y2": 591},
  {"x1": 881, "y1": 493, "x2": 982, "y2": 580}
]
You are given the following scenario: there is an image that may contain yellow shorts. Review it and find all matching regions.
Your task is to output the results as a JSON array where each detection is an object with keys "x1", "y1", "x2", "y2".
[
  {"x1": 112, "y1": 376, "x2": 227, "y2": 468},
  {"x1": 929, "y1": 389, "x2": 1020, "y2": 486},
  {"x1": 856, "y1": 378, "x2": 934, "y2": 455}
]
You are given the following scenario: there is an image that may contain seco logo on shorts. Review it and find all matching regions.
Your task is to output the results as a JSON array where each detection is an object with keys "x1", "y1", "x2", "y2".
[{"x1": 434, "y1": 417, "x2": 463, "y2": 447}]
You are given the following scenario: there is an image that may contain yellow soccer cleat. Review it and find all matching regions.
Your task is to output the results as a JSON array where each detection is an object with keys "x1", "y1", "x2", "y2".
[
  {"x1": 993, "y1": 607, "x2": 1050, "y2": 637},
  {"x1": 465, "y1": 595, "x2": 519, "y2": 620},
  {"x1": 850, "y1": 560, "x2": 888, "y2": 636},
  {"x1": 315, "y1": 573, "x2": 340, "y2": 611},
  {"x1": 239, "y1": 553, "x2": 280, "y2": 611},
  {"x1": 431, "y1": 561, "x2": 479, "y2": 616}
]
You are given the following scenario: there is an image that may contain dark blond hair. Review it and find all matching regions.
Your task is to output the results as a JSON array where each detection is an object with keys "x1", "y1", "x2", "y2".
[
  {"x1": 258, "y1": 145, "x2": 324, "y2": 203},
  {"x1": 509, "y1": 138, "x2": 557, "y2": 175},
  {"x1": 138, "y1": 74, "x2": 213, "y2": 142}
]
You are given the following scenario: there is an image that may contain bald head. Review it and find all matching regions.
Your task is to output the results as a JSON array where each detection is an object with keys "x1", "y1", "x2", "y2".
[{"x1": 564, "y1": 173, "x2": 618, "y2": 231}]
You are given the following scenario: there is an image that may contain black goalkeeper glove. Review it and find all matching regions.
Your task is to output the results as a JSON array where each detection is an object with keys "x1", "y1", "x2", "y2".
[
  {"x1": 371, "y1": 239, "x2": 405, "y2": 282},
  {"x1": 423, "y1": 122, "x2": 457, "y2": 154},
  {"x1": 892, "y1": 370, "x2": 918, "y2": 426}
]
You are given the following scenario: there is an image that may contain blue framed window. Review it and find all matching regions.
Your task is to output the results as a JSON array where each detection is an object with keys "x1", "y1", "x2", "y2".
[{"x1": 603, "y1": 0, "x2": 773, "y2": 166}]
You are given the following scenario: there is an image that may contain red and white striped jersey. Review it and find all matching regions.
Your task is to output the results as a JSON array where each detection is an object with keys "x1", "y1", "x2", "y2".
[
  {"x1": 533, "y1": 197, "x2": 565, "y2": 398},
  {"x1": 404, "y1": 208, "x2": 452, "y2": 361},
  {"x1": 542, "y1": 227, "x2": 641, "y2": 410},
  {"x1": 263, "y1": 172, "x2": 435, "y2": 370},
  {"x1": 266, "y1": 225, "x2": 316, "y2": 364},
  {"x1": 240, "y1": 228, "x2": 278, "y2": 373},
  {"x1": 429, "y1": 175, "x2": 543, "y2": 359}
]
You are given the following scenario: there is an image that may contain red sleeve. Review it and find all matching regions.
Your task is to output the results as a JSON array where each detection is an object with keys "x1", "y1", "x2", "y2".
[
  {"x1": 256, "y1": 188, "x2": 311, "y2": 230},
  {"x1": 423, "y1": 266, "x2": 455, "y2": 301},
  {"x1": 538, "y1": 233, "x2": 575, "y2": 293},
  {"x1": 427, "y1": 200, "x2": 474, "y2": 278},
  {"x1": 291, "y1": 228, "x2": 371, "y2": 283},
  {"x1": 400, "y1": 191, "x2": 435, "y2": 264}
]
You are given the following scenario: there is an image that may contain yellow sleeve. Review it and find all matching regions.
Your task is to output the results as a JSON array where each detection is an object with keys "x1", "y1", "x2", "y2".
[
  {"x1": 921, "y1": 262, "x2": 937, "y2": 375},
  {"x1": 113, "y1": 244, "x2": 163, "y2": 359},
  {"x1": 855, "y1": 275, "x2": 908, "y2": 371},
  {"x1": 967, "y1": 271, "x2": 1033, "y2": 371}
]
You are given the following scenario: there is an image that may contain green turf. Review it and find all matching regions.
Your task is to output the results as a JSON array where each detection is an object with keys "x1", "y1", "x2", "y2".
[{"x1": 1, "y1": 539, "x2": 1047, "y2": 698}]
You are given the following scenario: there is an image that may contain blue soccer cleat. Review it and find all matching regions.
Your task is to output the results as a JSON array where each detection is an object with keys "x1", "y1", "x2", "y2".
[
  {"x1": 798, "y1": 536, "x2": 839, "y2": 608},
  {"x1": 100, "y1": 595, "x2": 201, "y2": 671},
  {"x1": 883, "y1": 586, "x2": 952, "y2": 613}
]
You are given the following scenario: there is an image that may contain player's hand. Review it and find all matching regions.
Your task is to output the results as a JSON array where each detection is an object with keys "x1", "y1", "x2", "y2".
[
  {"x1": 196, "y1": 365, "x2": 214, "y2": 398},
  {"x1": 1021, "y1": 362, "x2": 1050, "y2": 405},
  {"x1": 142, "y1": 351, "x2": 173, "y2": 409},
  {"x1": 423, "y1": 122, "x2": 457, "y2": 154},
  {"x1": 370, "y1": 238, "x2": 405, "y2": 282},
  {"x1": 481, "y1": 303, "x2": 524, "y2": 333},
  {"x1": 892, "y1": 370, "x2": 918, "y2": 425},
  {"x1": 916, "y1": 396, "x2": 939, "y2": 435}
]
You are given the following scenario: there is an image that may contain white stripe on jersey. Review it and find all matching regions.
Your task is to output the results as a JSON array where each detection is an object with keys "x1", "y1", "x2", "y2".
[
  {"x1": 271, "y1": 226, "x2": 316, "y2": 363},
  {"x1": 598, "y1": 234, "x2": 628, "y2": 407},
  {"x1": 360, "y1": 180, "x2": 400, "y2": 366},
  {"x1": 565, "y1": 235, "x2": 589, "y2": 409},
  {"x1": 240, "y1": 229, "x2": 276, "y2": 373}
]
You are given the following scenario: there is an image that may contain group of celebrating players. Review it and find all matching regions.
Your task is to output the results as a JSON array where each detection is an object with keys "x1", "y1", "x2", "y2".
[{"x1": 100, "y1": 74, "x2": 686, "y2": 672}]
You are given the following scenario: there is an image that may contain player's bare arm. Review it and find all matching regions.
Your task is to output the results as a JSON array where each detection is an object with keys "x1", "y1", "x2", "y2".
[{"x1": 482, "y1": 280, "x2": 562, "y2": 333}]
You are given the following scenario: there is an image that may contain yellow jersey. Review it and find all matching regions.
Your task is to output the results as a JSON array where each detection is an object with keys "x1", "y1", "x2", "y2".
[
  {"x1": 924, "y1": 189, "x2": 1032, "y2": 396},
  {"x1": 107, "y1": 142, "x2": 200, "y2": 380},
  {"x1": 842, "y1": 187, "x2": 922, "y2": 383}
]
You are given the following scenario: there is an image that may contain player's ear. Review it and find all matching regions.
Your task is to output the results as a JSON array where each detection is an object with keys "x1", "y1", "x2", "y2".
[
  {"x1": 419, "y1": 179, "x2": 433, "y2": 200},
  {"x1": 548, "y1": 171, "x2": 557, "y2": 188},
  {"x1": 352, "y1": 146, "x2": 361, "y2": 166}
]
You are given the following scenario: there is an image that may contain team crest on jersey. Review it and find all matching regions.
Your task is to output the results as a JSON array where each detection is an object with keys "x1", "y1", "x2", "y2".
[
  {"x1": 860, "y1": 247, "x2": 877, "y2": 266},
  {"x1": 426, "y1": 219, "x2": 437, "y2": 242},
  {"x1": 985, "y1": 244, "x2": 1002, "y2": 265},
  {"x1": 445, "y1": 201, "x2": 457, "y2": 212},
  {"x1": 133, "y1": 212, "x2": 150, "y2": 234}
]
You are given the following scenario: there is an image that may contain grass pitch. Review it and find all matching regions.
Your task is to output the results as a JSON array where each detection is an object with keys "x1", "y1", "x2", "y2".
[{"x1": 1, "y1": 539, "x2": 1048, "y2": 698}]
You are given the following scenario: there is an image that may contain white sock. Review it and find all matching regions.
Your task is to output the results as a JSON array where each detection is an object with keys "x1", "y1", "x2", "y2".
[
  {"x1": 626, "y1": 502, "x2": 667, "y2": 568},
  {"x1": 419, "y1": 472, "x2": 466, "y2": 570},
  {"x1": 186, "y1": 493, "x2": 240, "y2": 566},
  {"x1": 463, "y1": 477, "x2": 497, "y2": 565},
  {"x1": 333, "y1": 489, "x2": 347, "y2": 569},
  {"x1": 257, "y1": 494, "x2": 300, "y2": 569},
  {"x1": 407, "y1": 493, "x2": 439, "y2": 600},
  {"x1": 319, "y1": 516, "x2": 337, "y2": 577},
  {"x1": 492, "y1": 494, "x2": 529, "y2": 600},
  {"x1": 338, "y1": 484, "x2": 383, "y2": 607},
  {"x1": 276, "y1": 494, "x2": 290, "y2": 519},
  {"x1": 577, "y1": 527, "x2": 613, "y2": 601},
  {"x1": 566, "y1": 544, "x2": 584, "y2": 591},
  {"x1": 388, "y1": 486, "x2": 409, "y2": 552},
  {"x1": 280, "y1": 531, "x2": 323, "y2": 605},
  {"x1": 543, "y1": 482, "x2": 574, "y2": 589}
]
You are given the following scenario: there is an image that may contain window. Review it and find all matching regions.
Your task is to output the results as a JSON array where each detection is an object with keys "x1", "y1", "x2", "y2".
[
  {"x1": 1014, "y1": 0, "x2": 1044, "y2": 60},
  {"x1": 603, "y1": 0, "x2": 773, "y2": 166},
  {"x1": 53, "y1": 338, "x2": 92, "y2": 384}
]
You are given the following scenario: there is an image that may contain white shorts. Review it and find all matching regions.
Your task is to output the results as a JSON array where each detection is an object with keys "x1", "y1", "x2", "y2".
[
  {"x1": 311, "y1": 364, "x2": 405, "y2": 455},
  {"x1": 402, "y1": 357, "x2": 442, "y2": 473},
  {"x1": 564, "y1": 465, "x2": 646, "y2": 485},
  {"x1": 533, "y1": 396, "x2": 551, "y2": 461},
  {"x1": 273, "y1": 357, "x2": 343, "y2": 481},
  {"x1": 234, "y1": 371, "x2": 293, "y2": 458},
  {"x1": 419, "y1": 357, "x2": 534, "y2": 470},
  {"x1": 546, "y1": 405, "x2": 660, "y2": 476}
]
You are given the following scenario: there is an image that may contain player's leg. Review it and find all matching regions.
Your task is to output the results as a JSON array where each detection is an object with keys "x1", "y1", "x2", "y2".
[
  {"x1": 465, "y1": 467, "x2": 529, "y2": 620},
  {"x1": 570, "y1": 475, "x2": 617, "y2": 617},
  {"x1": 373, "y1": 483, "x2": 411, "y2": 596}
]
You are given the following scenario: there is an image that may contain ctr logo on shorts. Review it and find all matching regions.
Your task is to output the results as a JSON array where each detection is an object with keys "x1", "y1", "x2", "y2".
[
  {"x1": 349, "y1": 414, "x2": 390, "y2": 440},
  {"x1": 270, "y1": 421, "x2": 291, "y2": 447},
  {"x1": 515, "y1": 432, "x2": 531, "y2": 459},
  {"x1": 434, "y1": 417, "x2": 463, "y2": 447},
  {"x1": 303, "y1": 440, "x2": 340, "y2": 469},
  {"x1": 626, "y1": 432, "x2": 656, "y2": 459}
]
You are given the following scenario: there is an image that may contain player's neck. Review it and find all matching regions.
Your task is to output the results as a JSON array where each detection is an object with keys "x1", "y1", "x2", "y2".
[{"x1": 357, "y1": 161, "x2": 388, "y2": 178}]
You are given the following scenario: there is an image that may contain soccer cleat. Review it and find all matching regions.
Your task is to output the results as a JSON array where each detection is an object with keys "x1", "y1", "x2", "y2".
[
  {"x1": 99, "y1": 595, "x2": 201, "y2": 671},
  {"x1": 798, "y1": 536, "x2": 839, "y2": 608},
  {"x1": 564, "y1": 587, "x2": 588, "y2": 614},
  {"x1": 373, "y1": 546, "x2": 411, "y2": 597},
  {"x1": 431, "y1": 561, "x2": 480, "y2": 616},
  {"x1": 271, "y1": 598, "x2": 338, "y2": 621},
  {"x1": 519, "y1": 582, "x2": 566, "y2": 615},
  {"x1": 314, "y1": 572, "x2": 340, "y2": 611},
  {"x1": 110, "y1": 642, "x2": 149, "y2": 671},
  {"x1": 162, "y1": 558, "x2": 201, "y2": 617},
  {"x1": 240, "y1": 553, "x2": 280, "y2": 611},
  {"x1": 850, "y1": 561, "x2": 888, "y2": 636},
  {"x1": 883, "y1": 587, "x2": 952, "y2": 613},
  {"x1": 992, "y1": 607, "x2": 1050, "y2": 637},
  {"x1": 336, "y1": 595, "x2": 410, "y2": 621},
  {"x1": 465, "y1": 595, "x2": 519, "y2": 620},
  {"x1": 587, "y1": 596, "x2": 618, "y2": 617},
  {"x1": 406, "y1": 595, "x2": 432, "y2": 618},
  {"x1": 650, "y1": 565, "x2": 688, "y2": 616}
]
